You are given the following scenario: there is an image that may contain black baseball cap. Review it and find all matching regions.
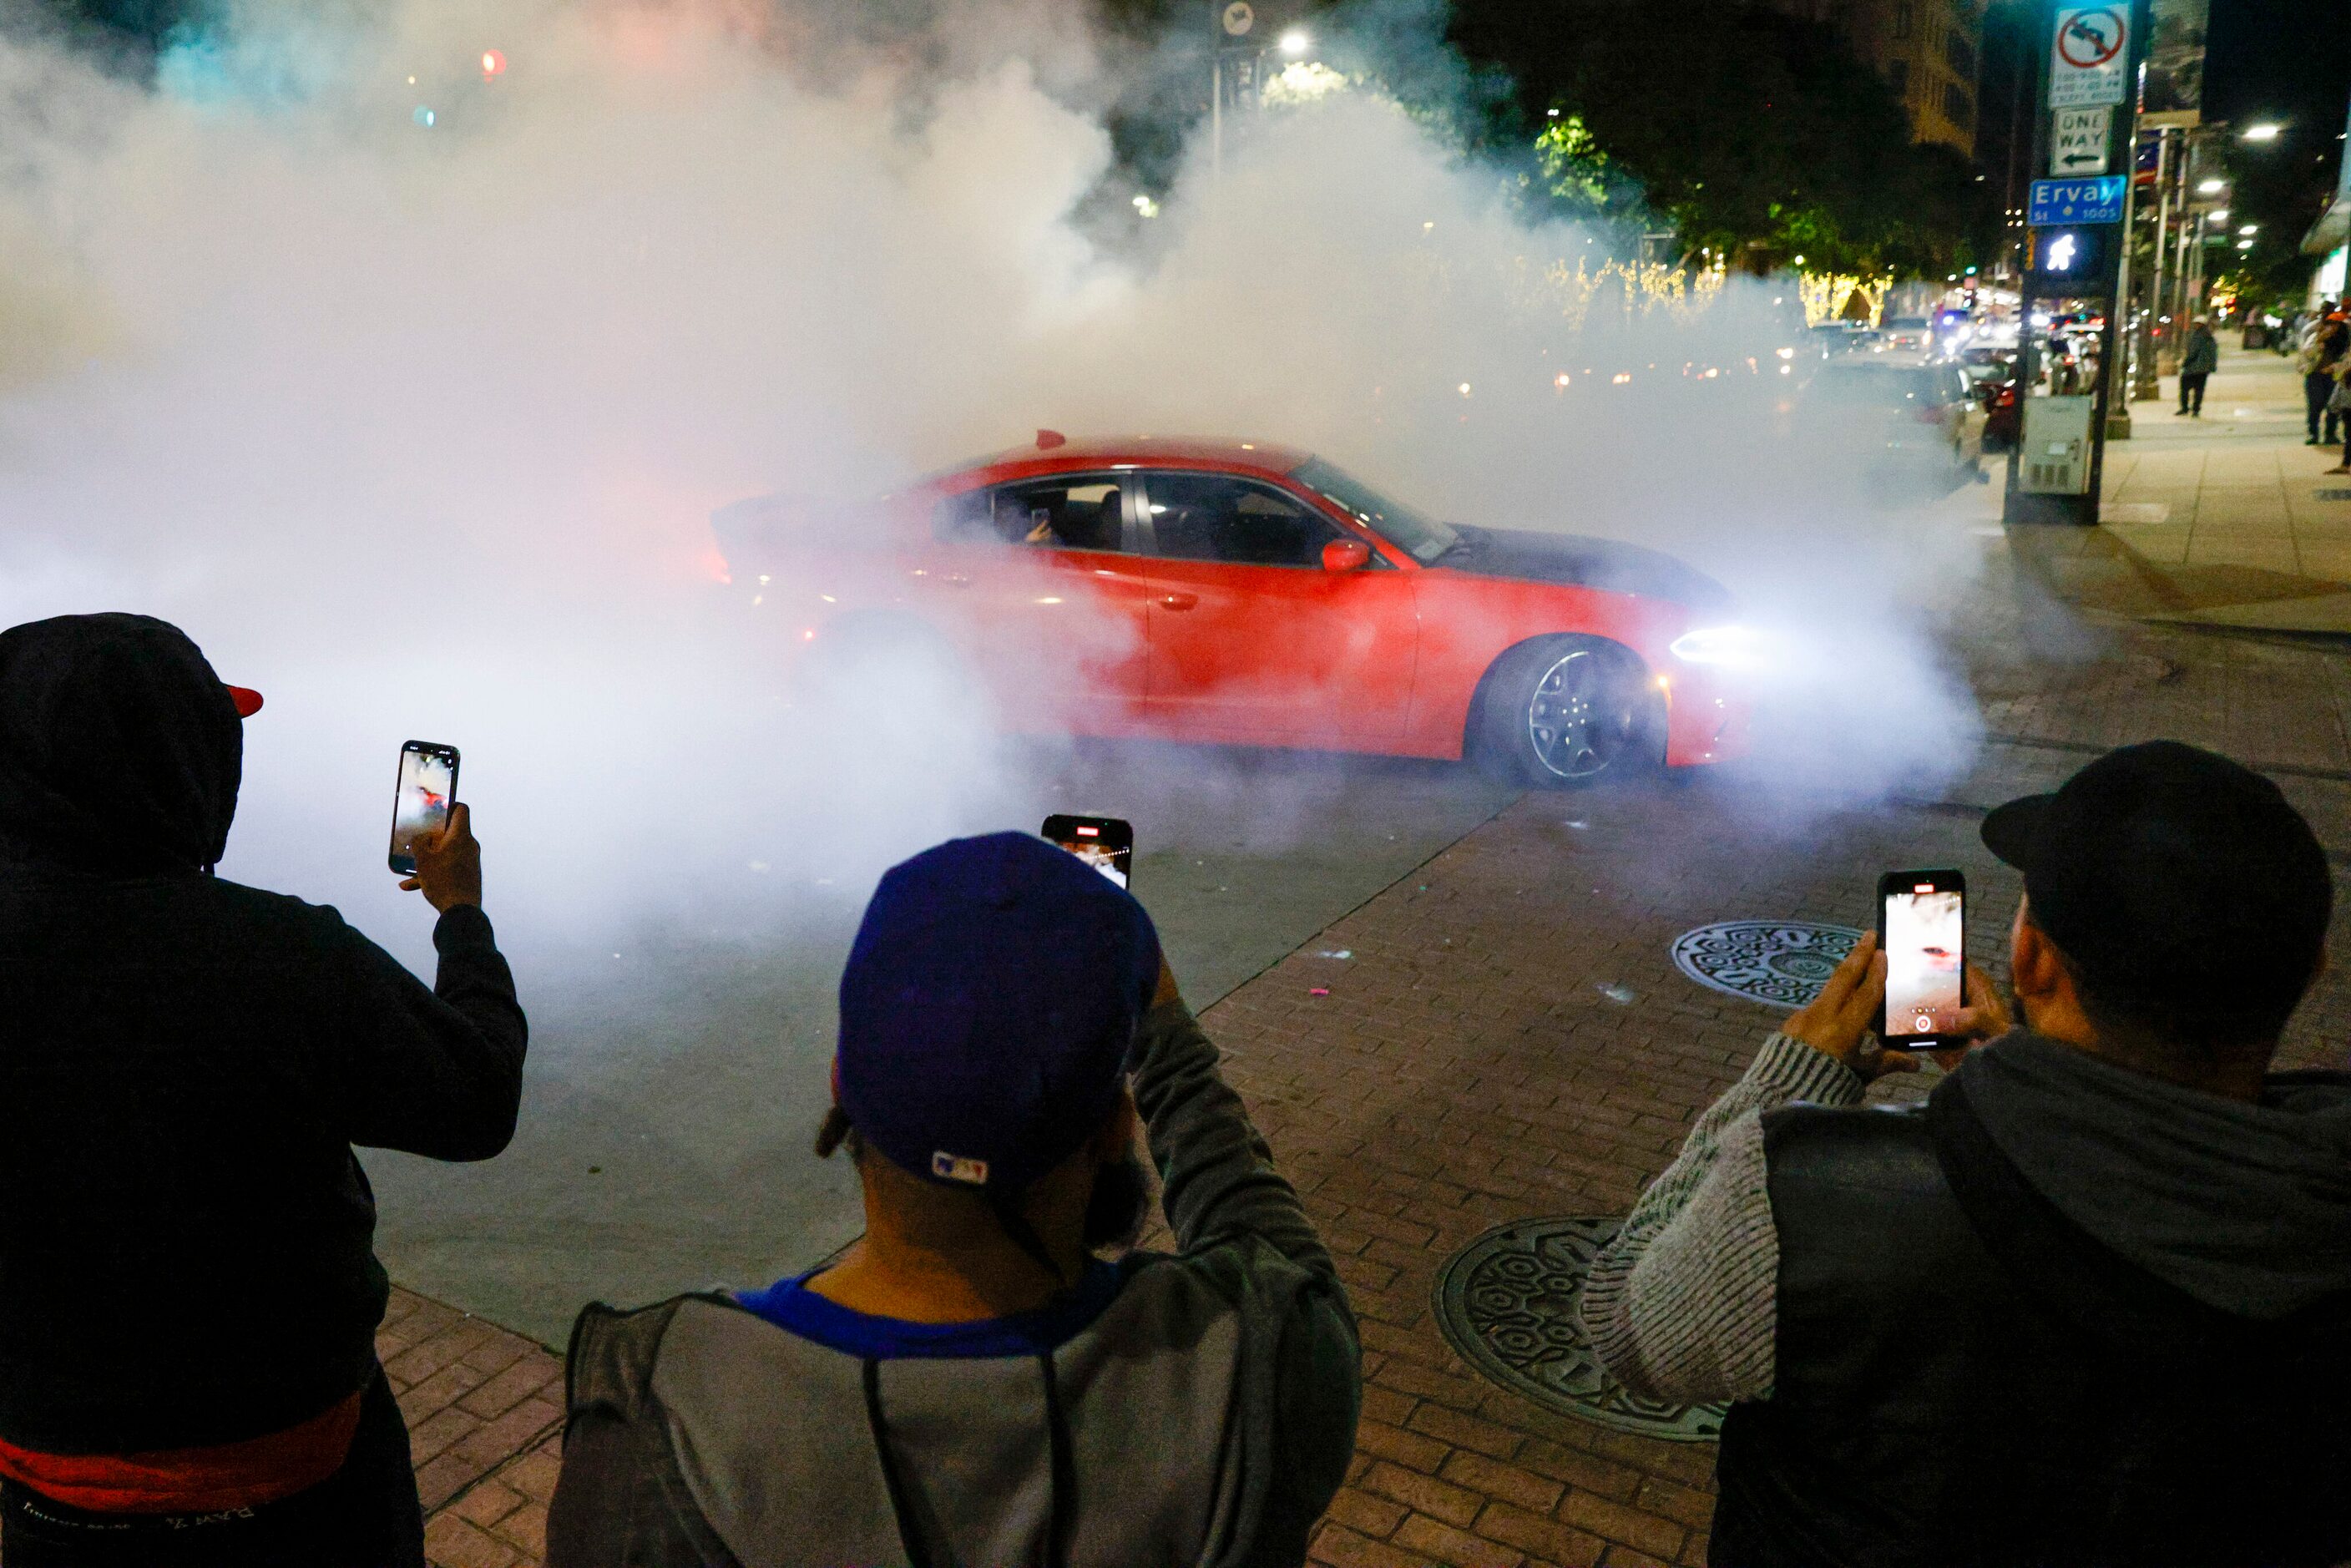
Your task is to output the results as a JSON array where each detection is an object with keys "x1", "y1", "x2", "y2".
[{"x1": 1981, "y1": 741, "x2": 2331, "y2": 1044}]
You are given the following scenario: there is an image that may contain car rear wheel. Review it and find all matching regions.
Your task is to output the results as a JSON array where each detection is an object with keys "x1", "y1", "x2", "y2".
[{"x1": 1472, "y1": 636, "x2": 1660, "y2": 788}]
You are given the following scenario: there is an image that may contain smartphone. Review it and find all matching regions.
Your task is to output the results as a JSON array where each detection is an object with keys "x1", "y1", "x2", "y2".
[
  {"x1": 1878, "y1": 868, "x2": 1966, "y2": 1048},
  {"x1": 389, "y1": 741, "x2": 461, "y2": 877},
  {"x1": 1042, "y1": 814, "x2": 1133, "y2": 890}
]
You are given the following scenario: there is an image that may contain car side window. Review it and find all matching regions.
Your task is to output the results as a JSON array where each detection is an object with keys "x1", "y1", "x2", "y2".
[
  {"x1": 1141, "y1": 473, "x2": 1340, "y2": 568},
  {"x1": 934, "y1": 477, "x2": 1130, "y2": 552}
]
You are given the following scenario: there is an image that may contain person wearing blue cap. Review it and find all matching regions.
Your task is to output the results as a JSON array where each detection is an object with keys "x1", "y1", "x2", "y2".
[{"x1": 547, "y1": 830, "x2": 1361, "y2": 1566}]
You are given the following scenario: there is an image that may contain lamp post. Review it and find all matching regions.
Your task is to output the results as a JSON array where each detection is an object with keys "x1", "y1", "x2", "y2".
[{"x1": 2132, "y1": 124, "x2": 2174, "y2": 400}]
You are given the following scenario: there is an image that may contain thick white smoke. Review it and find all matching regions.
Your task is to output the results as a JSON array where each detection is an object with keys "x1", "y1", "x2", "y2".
[{"x1": 0, "y1": 0, "x2": 1984, "y2": 966}]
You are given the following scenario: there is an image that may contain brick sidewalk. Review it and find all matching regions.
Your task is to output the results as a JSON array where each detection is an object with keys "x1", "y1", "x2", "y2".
[
  {"x1": 1231, "y1": 777, "x2": 2348, "y2": 1568},
  {"x1": 1991, "y1": 341, "x2": 2351, "y2": 632},
  {"x1": 378, "y1": 1288, "x2": 563, "y2": 1566},
  {"x1": 394, "y1": 589, "x2": 2351, "y2": 1565}
]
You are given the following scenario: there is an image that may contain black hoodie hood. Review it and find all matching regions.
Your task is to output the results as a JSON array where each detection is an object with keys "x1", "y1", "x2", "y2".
[{"x1": 0, "y1": 614, "x2": 243, "y2": 876}]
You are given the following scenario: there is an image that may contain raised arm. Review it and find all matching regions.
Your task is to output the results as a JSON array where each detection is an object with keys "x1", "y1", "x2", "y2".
[
  {"x1": 335, "y1": 803, "x2": 527, "y2": 1159},
  {"x1": 1128, "y1": 979, "x2": 1332, "y2": 1277}
]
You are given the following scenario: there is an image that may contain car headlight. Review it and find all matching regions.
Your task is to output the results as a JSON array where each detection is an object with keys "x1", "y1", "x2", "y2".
[{"x1": 1670, "y1": 625, "x2": 1772, "y2": 668}]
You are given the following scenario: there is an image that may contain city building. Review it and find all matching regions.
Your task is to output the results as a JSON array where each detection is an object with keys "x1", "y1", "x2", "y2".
[{"x1": 1763, "y1": 0, "x2": 1987, "y2": 155}]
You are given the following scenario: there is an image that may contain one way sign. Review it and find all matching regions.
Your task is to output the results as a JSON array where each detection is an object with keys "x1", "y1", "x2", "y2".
[{"x1": 2051, "y1": 107, "x2": 2111, "y2": 176}]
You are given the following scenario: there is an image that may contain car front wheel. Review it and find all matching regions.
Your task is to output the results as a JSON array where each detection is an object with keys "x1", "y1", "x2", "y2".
[{"x1": 1473, "y1": 636, "x2": 1660, "y2": 788}]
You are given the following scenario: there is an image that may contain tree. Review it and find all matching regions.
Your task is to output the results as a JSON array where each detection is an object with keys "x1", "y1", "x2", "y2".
[{"x1": 1445, "y1": 0, "x2": 1991, "y2": 275}]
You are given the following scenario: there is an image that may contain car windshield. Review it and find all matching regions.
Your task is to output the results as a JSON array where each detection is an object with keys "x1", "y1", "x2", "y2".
[{"x1": 1289, "y1": 458, "x2": 1459, "y2": 564}]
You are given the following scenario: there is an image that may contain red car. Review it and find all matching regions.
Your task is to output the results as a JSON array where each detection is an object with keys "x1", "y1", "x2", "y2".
[{"x1": 712, "y1": 435, "x2": 1755, "y2": 786}]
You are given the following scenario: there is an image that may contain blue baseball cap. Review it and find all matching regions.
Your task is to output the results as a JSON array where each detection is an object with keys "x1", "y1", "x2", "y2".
[{"x1": 834, "y1": 832, "x2": 1160, "y2": 1194}]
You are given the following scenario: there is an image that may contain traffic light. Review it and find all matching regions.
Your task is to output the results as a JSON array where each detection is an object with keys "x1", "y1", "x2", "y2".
[{"x1": 2027, "y1": 227, "x2": 2111, "y2": 290}]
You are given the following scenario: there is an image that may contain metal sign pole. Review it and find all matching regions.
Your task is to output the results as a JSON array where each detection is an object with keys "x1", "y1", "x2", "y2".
[
  {"x1": 2006, "y1": 0, "x2": 2060, "y2": 524},
  {"x1": 2134, "y1": 124, "x2": 2172, "y2": 398},
  {"x1": 2083, "y1": 0, "x2": 2152, "y2": 512}
]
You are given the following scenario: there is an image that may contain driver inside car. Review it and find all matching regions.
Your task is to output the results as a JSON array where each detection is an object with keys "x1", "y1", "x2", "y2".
[{"x1": 1023, "y1": 486, "x2": 1120, "y2": 550}]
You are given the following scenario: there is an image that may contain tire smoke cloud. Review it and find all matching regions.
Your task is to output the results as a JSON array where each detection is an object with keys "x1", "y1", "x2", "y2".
[{"x1": 0, "y1": 0, "x2": 1983, "y2": 965}]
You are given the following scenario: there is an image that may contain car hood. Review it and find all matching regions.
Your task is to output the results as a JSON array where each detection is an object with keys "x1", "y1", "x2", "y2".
[{"x1": 1437, "y1": 525, "x2": 1732, "y2": 614}]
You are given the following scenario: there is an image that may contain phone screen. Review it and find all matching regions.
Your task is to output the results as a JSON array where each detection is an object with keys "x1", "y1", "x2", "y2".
[
  {"x1": 1042, "y1": 814, "x2": 1133, "y2": 889},
  {"x1": 1881, "y1": 871, "x2": 1964, "y2": 1044},
  {"x1": 389, "y1": 742, "x2": 459, "y2": 874}
]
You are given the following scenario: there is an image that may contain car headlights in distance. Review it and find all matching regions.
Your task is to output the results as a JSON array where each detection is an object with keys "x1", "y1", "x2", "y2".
[{"x1": 1669, "y1": 625, "x2": 1772, "y2": 668}]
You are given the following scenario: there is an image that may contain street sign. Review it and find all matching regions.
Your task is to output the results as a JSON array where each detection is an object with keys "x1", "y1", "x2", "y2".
[
  {"x1": 2029, "y1": 175, "x2": 2127, "y2": 225},
  {"x1": 2051, "y1": 107, "x2": 2112, "y2": 176},
  {"x1": 2050, "y1": 5, "x2": 2129, "y2": 109}
]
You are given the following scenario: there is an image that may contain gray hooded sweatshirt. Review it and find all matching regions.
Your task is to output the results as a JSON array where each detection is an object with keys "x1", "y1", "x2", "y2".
[{"x1": 544, "y1": 999, "x2": 1359, "y2": 1567}]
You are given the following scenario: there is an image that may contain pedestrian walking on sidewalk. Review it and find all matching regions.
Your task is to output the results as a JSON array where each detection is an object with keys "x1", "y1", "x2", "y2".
[
  {"x1": 0, "y1": 614, "x2": 528, "y2": 1568},
  {"x1": 548, "y1": 832, "x2": 1359, "y2": 1567},
  {"x1": 2303, "y1": 310, "x2": 2348, "y2": 443},
  {"x1": 2175, "y1": 317, "x2": 2217, "y2": 416},
  {"x1": 1580, "y1": 741, "x2": 2351, "y2": 1568}
]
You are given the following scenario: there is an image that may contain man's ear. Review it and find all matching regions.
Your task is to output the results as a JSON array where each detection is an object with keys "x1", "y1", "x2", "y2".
[{"x1": 2010, "y1": 905, "x2": 2069, "y2": 1006}]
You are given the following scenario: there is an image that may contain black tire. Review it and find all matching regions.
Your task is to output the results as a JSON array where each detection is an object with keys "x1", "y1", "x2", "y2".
[{"x1": 1469, "y1": 635, "x2": 1661, "y2": 789}]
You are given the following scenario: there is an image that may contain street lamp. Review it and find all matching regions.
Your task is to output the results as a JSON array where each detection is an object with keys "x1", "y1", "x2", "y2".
[
  {"x1": 2197, "y1": 178, "x2": 2228, "y2": 195},
  {"x1": 1278, "y1": 28, "x2": 1311, "y2": 57},
  {"x1": 2208, "y1": 208, "x2": 2229, "y2": 222},
  {"x1": 2243, "y1": 123, "x2": 2283, "y2": 142},
  {"x1": 2238, "y1": 224, "x2": 2260, "y2": 235}
]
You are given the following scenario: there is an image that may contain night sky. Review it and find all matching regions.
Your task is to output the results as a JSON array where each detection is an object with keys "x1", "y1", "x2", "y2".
[{"x1": 2203, "y1": 0, "x2": 2348, "y2": 279}]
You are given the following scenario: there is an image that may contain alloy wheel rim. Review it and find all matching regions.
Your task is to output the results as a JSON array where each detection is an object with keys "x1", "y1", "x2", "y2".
[{"x1": 1525, "y1": 650, "x2": 1634, "y2": 779}]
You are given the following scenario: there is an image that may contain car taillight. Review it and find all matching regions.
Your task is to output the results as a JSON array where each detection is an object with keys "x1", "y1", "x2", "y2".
[{"x1": 1994, "y1": 386, "x2": 2019, "y2": 407}]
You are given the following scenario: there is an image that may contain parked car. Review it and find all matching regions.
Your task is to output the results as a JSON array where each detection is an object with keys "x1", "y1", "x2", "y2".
[
  {"x1": 1880, "y1": 316, "x2": 1936, "y2": 355},
  {"x1": 1959, "y1": 349, "x2": 2024, "y2": 452},
  {"x1": 1806, "y1": 356, "x2": 1989, "y2": 488}
]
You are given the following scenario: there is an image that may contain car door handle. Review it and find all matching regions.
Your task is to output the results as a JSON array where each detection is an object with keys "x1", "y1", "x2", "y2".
[{"x1": 1158, "y1": 592, "x2": 1199, "y2": 611}]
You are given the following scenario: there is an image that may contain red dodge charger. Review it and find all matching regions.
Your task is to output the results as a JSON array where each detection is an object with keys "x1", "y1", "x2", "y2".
[{"x1": 713, "y1": 434, "x2": 1755, "y2": 786}]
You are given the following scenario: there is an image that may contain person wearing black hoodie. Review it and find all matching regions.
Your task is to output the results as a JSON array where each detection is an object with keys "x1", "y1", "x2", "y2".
[
  {"x1": 0, "y1": 614, "x2": 528, "y2": 1567},
  {"x1": 1581, "y1": 741, "x2": 2351, "y2": 1567}
]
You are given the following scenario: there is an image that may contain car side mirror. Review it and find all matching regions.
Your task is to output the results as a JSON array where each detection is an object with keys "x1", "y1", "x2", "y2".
[{"x1": 1322, "y1": 539, "x2": 1373, "y2": 573}]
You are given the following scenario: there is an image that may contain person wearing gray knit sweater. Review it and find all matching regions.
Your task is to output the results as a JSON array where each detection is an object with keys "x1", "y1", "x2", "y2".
[{"x1": 1580, "y1": 741, "x2": 2351, "y2": 1568}]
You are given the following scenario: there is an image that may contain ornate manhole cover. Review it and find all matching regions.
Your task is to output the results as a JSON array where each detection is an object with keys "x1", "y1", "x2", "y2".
[
  {"x1": 1671, "y1": 920, "x2": 1863, "y2": 1009},
  {"x1": 1433, "y1": 1216, "x2": 1725, "y2": 1442}
]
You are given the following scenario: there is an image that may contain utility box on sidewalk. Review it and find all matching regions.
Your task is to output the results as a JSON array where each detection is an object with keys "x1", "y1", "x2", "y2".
[{"x1": 2020, "y1": 397, "x2": 2097, "y2": 494}]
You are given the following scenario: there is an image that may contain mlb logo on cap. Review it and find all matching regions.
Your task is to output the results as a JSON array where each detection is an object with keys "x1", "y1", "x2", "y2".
[{"x1": 931, "y1": 1151, "x2": 990, "y2": 1186}]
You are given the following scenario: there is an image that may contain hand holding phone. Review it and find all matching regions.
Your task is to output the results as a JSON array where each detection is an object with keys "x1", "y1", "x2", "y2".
[
  {"x1": 1878, "y1": 869, "x2": 1966, "y2": 1050},
  {"x1": 389, "y1": 741, "x2": 479, "y2": 911},
  {"x1": 399, "y1": 802, "x2": 483, "y2": 912}
]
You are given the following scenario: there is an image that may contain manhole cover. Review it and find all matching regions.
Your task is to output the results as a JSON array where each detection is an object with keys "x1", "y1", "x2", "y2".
[
  {"x1": 1433, "y1": 1216, "x2": 1725, "y2": 1442},
  {"x1": 1671, "y1": 920, "x2": 1864, "y2": 1009}
]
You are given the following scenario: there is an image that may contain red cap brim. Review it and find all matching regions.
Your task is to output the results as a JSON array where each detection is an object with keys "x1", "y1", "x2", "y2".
[{"x1": 226, "y1": 685, "x2": 265, "y2": 718}]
